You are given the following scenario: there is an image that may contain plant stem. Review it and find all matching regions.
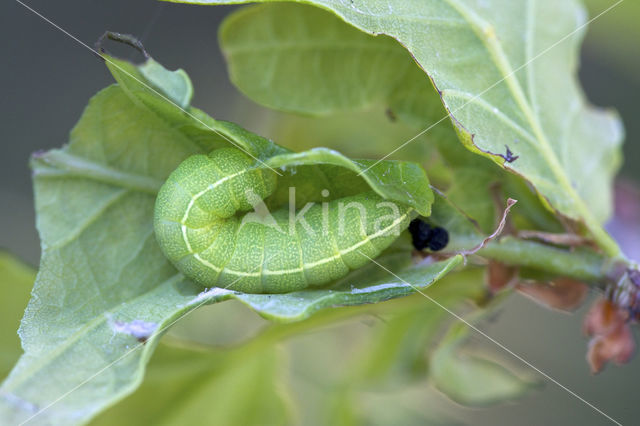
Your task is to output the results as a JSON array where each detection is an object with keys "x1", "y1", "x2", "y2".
[{"x1": 479, "y1": 236, "x2": 612, "y2": 284}]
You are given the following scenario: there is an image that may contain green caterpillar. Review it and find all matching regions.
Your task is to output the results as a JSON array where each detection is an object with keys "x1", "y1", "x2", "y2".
[{"x1": 154, "y1": 148, "x2": 413, "y2": 293}]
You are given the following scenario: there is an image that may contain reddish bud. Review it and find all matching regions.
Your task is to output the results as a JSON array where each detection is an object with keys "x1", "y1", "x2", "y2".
[
  {"x1": 583, "y1": 298, "x2": 626, "y2": 337},
  {"x1": 587, "y1": 323, "x2": 635, "y2": 374},
  {"x1": 583, "y1": 298, "x2": 635, "y2": 373}
]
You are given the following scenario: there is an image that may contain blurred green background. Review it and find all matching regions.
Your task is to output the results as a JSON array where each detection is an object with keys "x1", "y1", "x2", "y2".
[{"x1": 1, "y1": 0, "x2": 639, "y2": 424}]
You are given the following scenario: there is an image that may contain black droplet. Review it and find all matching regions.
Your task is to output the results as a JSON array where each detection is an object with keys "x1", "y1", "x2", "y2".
[
  {"x1": 409, "y1": 219, "x2": 432, "y2": 250},
  {"x1": 408, "y1": 219, "x2": 448, "y2": 251},
  {"x1": 427, "y1": 226, "x2": 449, "y2": 251}
]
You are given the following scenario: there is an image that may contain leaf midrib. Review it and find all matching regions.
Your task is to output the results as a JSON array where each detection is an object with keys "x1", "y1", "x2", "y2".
[{"x1": 33, "y1": 151, "x2": 163, "y2": 195}]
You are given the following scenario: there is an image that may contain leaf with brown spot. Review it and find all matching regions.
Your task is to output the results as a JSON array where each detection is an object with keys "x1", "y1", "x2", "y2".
[
  {"x1": 517, "y1": 278, "x2": 589, "y2": 312},
  {"x1": 486, "y1": 261, "x2": 518, "y2": 294}
]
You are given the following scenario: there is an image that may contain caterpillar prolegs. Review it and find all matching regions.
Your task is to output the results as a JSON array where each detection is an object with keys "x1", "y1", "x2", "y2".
[{"x1": 153, "y1": 148, "x2": 414, "y2": 293}]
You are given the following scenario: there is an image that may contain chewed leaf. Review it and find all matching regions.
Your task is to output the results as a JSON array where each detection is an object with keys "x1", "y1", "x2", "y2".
[{"x1": 0, "y1": 49, "x2": 446, "y2": 424}]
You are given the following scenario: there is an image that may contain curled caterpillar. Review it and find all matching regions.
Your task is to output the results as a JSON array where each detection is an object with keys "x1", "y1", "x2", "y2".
[{"x1": 154, "y1": 148, "x2": 414, "y2": 293}]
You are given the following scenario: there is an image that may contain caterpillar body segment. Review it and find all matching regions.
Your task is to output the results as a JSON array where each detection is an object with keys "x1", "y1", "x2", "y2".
[{"x1": 154, "y1": 148, "x2": 413, "y2": 293}]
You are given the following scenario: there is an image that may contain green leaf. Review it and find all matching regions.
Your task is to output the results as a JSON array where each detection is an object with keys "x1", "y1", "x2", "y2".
[
  {"x1": 265, "y1": 106, "x2": 448, "y2": 176},
  {"x1": 0, "y1": 253, "x2": 35, "y2": 380},
  {"x1": 94, "y1": 278, "x2": 487, "y2": 426},
  {"x1": 91, "y1": 342, "x2": 292, "y2": 426},
  {"x1": 265, "y1": 148, "x2": 433, "y2": 216},
  {"x1": 432, "y1": 138, "x2": 565, "y2": 237},
  {"x1": 347, "y1": 269, "x2": 487, "y2": 385},
  {"x1": 137, "y1": 59, "x2": 194, "y2": 109},
  {"x1": 102, "y1": 54, "x2": 287, "y2": 160},
  {"x1": 430, "y1": 322, "x2": 540, "y2": 406},
  {"x1": 219, "y1": 3, "x2": 439, "y2": 123},
  {"x1": 0, "y1": 51, "x2": 454, "y2": 424},
  {"x1": 221, "y1": 253, "x2": 462, "y2": 322},
  {"x1": 181, "y1": 0, "x2": 625, "y2": 257},
  {"x1": 432, "y1": 137, "x2": 501, "y2": 233}
]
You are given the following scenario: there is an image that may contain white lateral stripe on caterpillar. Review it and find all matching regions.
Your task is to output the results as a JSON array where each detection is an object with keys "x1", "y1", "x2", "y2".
[
  {"x1": 180, "y1": 169, "x2": 251, "y2": 253},
  {"x1": 190, "y1": 211, "x2": 411, "y2": 278}
]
